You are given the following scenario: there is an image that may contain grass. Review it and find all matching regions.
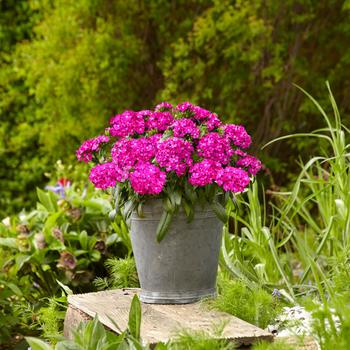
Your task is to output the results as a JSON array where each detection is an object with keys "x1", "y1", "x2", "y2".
[
  {"x1": 210, "y1": 274, "x2": 282, "y2": 329},
  {"x1": 93, "y1": 256, "x2": 139, "y2": 290}
]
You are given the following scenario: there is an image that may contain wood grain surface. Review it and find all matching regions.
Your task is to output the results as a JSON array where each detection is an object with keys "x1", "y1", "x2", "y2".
[{"x1": 64, "y1": 288, "x2": 273, "y2": 346}]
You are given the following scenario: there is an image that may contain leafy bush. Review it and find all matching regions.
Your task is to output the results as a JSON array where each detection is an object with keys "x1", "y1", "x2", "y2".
[
  {"x1": 0, "y1": 273, "x2": 23, "y2": 343},
  {"x1": 0, "y1": 179, "x2": 130, "y2": 297}
]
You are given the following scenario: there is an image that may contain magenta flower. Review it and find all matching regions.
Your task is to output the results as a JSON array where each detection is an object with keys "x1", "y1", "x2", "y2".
[
  {"x1": 111, "y1": 139, "x2": 134, "y2": 168},
  {"x1": 223, "y1": 124, "x2": 251, "y2": 149},
  {"x1": 78, "y1": 101, "x2": 261, "y2": 198},
  {"x1": 197, "y1": 132, "x2": 234, "y2": 165},
  {"x1": 155, "y1": 102, "x2": 173, "y2": 111},
  {"x1": 216, "y1": 167, "x2": 250, "y2": 192},
  {"x1": 89, "y1": 163, "x2": 125, "y2": 189},
  {"x1": 109, "y1": 110, "x2": 145, "y2": 137},
  {"x1": 130, "y1": 162, "x2": 166, "y2": 195},
  {"x1": 76, "y1": 135, "x2": 109, "y2": 162},
  {"x1": 172, "y1": 118, "x2": 200, "y2": 139},
  {"x1": 156, "y1": 137, "x2": 194, "y2": 176},
  {"x1": 146, "y1": 111, "x2": 174, "y2": 131},
  {"x1": 137, "y1": 110, "x2": 152, "y2": 117},
  {"x1": 205, "y1": 113, "x2": 221, "y2": 131},
  {"x1": 236, "y1": 155, "x2": 262, "y2": 176},
  {"x1": 111, "y1": 137, "x2": 157, "y2": 169},
  {"x1": 189, "y1": 159, "x2": 223, "y2": 186},
  {"x1": 176, "y1": 102, "x2": 195, "y2": 113},
  {"x1": 193, "y1": 106, "x2": 212, "y2": 120}
]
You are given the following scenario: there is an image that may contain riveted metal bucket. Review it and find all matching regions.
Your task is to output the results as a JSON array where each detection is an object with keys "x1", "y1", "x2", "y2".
[{"x1": 130, "y1": 199, "x2": 223, "y2": 304}]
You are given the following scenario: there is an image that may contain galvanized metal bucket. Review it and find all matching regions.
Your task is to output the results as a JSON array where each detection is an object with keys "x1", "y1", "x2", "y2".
[{"x1": 130, "y1": 199, "x2": 223, "y2": 304}]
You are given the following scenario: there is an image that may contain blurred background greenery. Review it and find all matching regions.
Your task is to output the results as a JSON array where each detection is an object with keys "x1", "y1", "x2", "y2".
[{"x1": 1, "y1": 0, "x2": 350, "y2": 215}]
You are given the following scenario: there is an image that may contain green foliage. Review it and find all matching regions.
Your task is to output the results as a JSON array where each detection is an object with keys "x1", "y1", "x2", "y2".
[
  {"x1": 0, "y1": 275, "x2": 22, "y2": 343},
  {"x1": 167, "y1": 330, "x2": 236, "y2": 350},
  {"x1": 38, "y1": 297, "x2": 67, "y2": 344},
  {"x1": 94, "y1": 257, "x2": 139, "y2": 290},
  {"x1": 26, "y1": 295, "x2": 149, "y2": 350},
  {"x1": 0, "y1": 177, "x2": 130, "y2": 298},
  {"x1": 211, "y1": 275, "x2": 281, "y2": 329},
  {"x1": 221, "y1": 84, "x2": 350, "y2": 306}
]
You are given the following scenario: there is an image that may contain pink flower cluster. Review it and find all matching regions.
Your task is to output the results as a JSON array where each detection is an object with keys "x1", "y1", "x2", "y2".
[
  {"x1": 89, "y1": 163, "x2": 125, "y2": 189},
  {"x1": 156, "y1": 138, "x2": 194, "y2": 176},
  {"x1": 189, "y1": 159, "x2": 222, "y2": 186},
  {"x1": 130, "y1": 162, "x2": 166, "y2": 195},
  {"x1": 172, "y1": 119, "x2": 200, "y2": 139},
  {"x1": 146, "y1": 111, "x2": 174, "y2": 131},
  {"x1": 223, "y1": 124, "x2": 251, "y2": 149},
  {"x1": 111, "y1": 136, "x2": 158, "y2": 169},
  {"x1": 76, "y1": 135, "x2": 109, "y2": 162},
  {"x1": 109, "y1": 111, "x2": 145, "y2": 137},
  {"x1": 197, "y1": 132, "x2": 233, "y2": 165},
  {"x1": 77, "y1": 102, "x2": 261, "y2": 195},
  {"x1": 216, "y1": 167, "x2": 251, "y2": 192}
]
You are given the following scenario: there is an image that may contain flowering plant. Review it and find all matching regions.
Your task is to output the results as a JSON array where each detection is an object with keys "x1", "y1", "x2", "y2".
[{"x1": 77, "y1": 102, "x2": 261, "y2": 241}]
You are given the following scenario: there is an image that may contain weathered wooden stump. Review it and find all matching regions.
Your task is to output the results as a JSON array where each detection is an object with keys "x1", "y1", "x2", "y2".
[{"x1": 64, "y1": 288, "x2": 273, "y2": 347}]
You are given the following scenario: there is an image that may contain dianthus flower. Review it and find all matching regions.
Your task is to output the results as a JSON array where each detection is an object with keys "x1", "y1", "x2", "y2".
[
  {"x1": 176, "y1": 102, "x2": 195, "y2": 113},
  {"x1": 192, "y1": 106, "x2": 212, "y2": 120},
  {"x1": 146, "y1": 111, "x2": 174, "y2": 131},
  {"x1": 155, "y1": 102, "x2": 173, "y2": 111},
  {"x1": 76, "y1": 135, "x2": 109, "y2": 162},
  {"x1": 109, "y1": 110, "x2": 145, "y2": 137},
  {"x1": 197, "y1": 132, "x2": 234, "y2": 165},
  {"x1": 236, "y1": 155, "x2": 262, "y2": 176},
  {"x1": 137, "y1": 110, "x2": 152, "y2": 118},
  {"x1": 111, "y1": 137, "x2": 157, "y2": 169},
  {"x1": 223, "y1": 124, "x2": 251, "y2": 149},
  {"x1": 205, "y1": 113, "x2": 221, "y2": 131},
  {"x1": 129, "y1": 162, "x2": 166, "y2": 195},
  {"x1": 172, "y1": 118, "x2": 200, "y2": 139},
  {"x1": 216, "y1": 167, "x2": 250, "y2": 192},
  {"x1": 89, "y1": 163, "x2": 125, "y2": 189},
  {"x1": 156, "y1": 137, "x2": 194, "y2": 176},
  {"x1": 189, "y1": 159, "x2": 222, "y2": 186}
]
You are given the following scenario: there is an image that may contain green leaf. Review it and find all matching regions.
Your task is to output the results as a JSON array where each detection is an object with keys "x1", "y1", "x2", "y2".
[
  {"x1": 55, "y1": 340, "x2": 82, "y2": 350},
  {"x1": 211, "y1": 201, "x2": 228, "y2": 223},
  {"x1": 43, "y1": 211, "x2": 62, "y2": 237},
  {"x1": 79, "y1": 231, "x2": 88, "y2": 250},
  {"x1": 184, "y1": 181, "x2": 197, "y2": 203},
  {"x1": 0, "y1": 280, "x2": 23, "y2": 296},
  {"x1": 56, "y1": 279, "x2": 73, "y2": 295},
  {"x1": 25, "y1": 337, "x2": 53, "y2": 350},
  {"x1": 128, "y1": 294, "x2": 142, "y2": 340},
  {"x1": 182, "y1": 200, "x2": 194, "y2": 222},
  {"x1": 164, "y1": 197, "x2": 175, "y2": 213},
  {"x1": 90, "y1": 250, "x2": 101, "y2": 262},
  {"x1": 37, "y1": 188, "x2": 56, "y2": 212},
  {"x1": 156, "y1": 211, "x2": 174, "y2": 242},
  {"x1": 0, "y1": 237, "x2": 17, "y2": 249},
  {"x1": 106, "y1": 233, "x2": 119, "y2": 246}
]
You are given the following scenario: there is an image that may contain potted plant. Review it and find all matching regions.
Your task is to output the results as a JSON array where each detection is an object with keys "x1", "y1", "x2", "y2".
[{"x1": 77, "y1": 102, "x2": 261, "y2": 304}]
